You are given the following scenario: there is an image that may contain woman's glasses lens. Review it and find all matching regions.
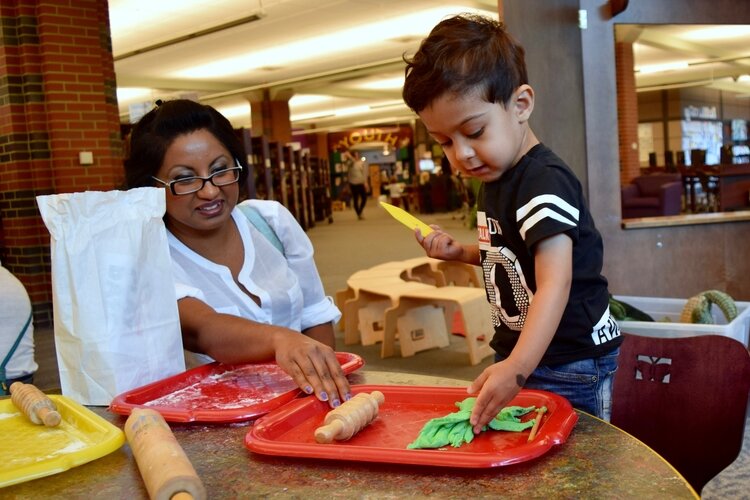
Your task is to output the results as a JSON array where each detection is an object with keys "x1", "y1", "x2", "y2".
[{"x1": 172, "y1": 167, "x2": 240, "y2": 195}]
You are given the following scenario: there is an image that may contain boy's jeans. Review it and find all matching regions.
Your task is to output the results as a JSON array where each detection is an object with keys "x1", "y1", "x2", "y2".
[{"x1": 496, "y1": 348, "x2": 620, "y2": 421}]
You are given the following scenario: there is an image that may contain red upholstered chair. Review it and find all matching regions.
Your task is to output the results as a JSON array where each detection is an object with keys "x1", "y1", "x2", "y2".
[
  {"x1": 621, "y1": 173, "x2": 683, "y2": 218},
  {"x1": 611, "y1": 333, "x2": 750, "y2": 494}
]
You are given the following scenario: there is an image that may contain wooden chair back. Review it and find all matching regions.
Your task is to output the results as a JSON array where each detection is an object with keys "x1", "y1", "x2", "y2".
[{"x1": 611, "y1": 333, "x2": 750, "y2": 494}]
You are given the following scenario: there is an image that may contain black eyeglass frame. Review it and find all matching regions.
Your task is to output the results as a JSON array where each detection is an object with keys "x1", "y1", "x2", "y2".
[{"x1": 152, "y1": 160, "x2": 243, "y2": 196}]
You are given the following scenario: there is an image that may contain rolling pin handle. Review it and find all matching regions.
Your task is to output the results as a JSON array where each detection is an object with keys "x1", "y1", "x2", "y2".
[
  {"x1": 37, "y1": 405, "x2": 62, "y2": 427},
  {"x1": 314, "y1": 418, "x2": 345, "y2": 443}
]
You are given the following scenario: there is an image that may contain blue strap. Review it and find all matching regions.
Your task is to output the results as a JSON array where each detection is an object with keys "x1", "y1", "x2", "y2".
[
  {"x1": 1, "y1": 310, "x2": 33, "y2": 394},
  {"x1": 237, "y1": 203, "x2": 285, "y2": 255}
]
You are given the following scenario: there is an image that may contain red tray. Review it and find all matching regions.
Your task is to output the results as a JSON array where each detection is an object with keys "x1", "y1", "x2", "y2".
[
  {"x1": 245, "y1": 385, "x2": 577, "y2": 468},
  {"x1": 109, "y1": 352, "x2": 364, "y2": 423}
]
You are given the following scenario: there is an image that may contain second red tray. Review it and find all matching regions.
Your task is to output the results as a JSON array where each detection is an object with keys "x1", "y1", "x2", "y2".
[
  {"x1": 245, "y1": 385, "x2": 578, "y2": 468},
  {"x1": 109, "y1": 352, "x2": 364, "y2": 423}
]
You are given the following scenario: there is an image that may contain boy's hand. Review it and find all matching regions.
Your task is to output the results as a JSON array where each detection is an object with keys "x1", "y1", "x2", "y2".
[
  {"x1": 466, "y1": 359, "x2": 526, "y2": 433},
  {"x1": 415, "y1": 225, "x2": 464, "y2": 260}
]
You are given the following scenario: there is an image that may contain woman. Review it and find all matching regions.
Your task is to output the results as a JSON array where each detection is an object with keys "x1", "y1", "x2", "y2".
[
  {"x1": 0, "y1": 260, "x2": 37, "y2": 394},
  {"x1": 125, "y1": 99, "x2": 349, "y2": 408}
]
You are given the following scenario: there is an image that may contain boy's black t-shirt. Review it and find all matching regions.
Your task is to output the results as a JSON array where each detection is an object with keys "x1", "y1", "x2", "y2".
[{"x1": 477, "y1": 143, "x2": 621, "y2": 365}]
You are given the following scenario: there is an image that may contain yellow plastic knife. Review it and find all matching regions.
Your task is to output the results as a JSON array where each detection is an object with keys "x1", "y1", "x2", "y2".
[{"x1": 380, "y1": 201, "x2": 434, "y2": 235}]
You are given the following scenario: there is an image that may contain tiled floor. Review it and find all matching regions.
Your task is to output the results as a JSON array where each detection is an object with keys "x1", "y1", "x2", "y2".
[{"x1": 30, "y1": 200, "x2": 749, "y2": 497}]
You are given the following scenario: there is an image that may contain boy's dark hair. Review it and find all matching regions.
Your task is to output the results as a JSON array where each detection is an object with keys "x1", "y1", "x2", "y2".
[
  {"x1": 402, "y1": 14, "x2": 528, "y2": 112},
  {"x1": 124, "y1": 99, "x2": 248, "y2": 189}
]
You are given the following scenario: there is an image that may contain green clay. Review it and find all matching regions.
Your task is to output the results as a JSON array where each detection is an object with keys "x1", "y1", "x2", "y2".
[{"x1": 407, "y1": 397, "x2": 541, "y2": 449}]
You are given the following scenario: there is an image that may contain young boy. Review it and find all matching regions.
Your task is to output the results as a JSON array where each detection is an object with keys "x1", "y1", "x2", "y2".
[{"x1": 402, "y1": 14, "x2": 621, "y2": 431}]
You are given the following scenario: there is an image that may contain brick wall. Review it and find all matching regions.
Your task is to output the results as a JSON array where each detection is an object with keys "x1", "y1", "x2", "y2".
[
  {"x1": 615, "y1": 41, "x2": 640, "y2": 186},
  {"x1": 0, "y1": 0, "x2": 122, "y2": 326}
]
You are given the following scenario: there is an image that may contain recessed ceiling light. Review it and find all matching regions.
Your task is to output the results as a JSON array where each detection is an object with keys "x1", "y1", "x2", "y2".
[
  {"x1": 215, "y1": 103, "x2": 251, "y2": 119},
  {"x1": 357, "y1": 77, "x2": 404, "y2": 90},
  {"x1": 289, "y1": 94, "x2": 330, "y2": 106},
  {"x1": 637, "y1": 61, "x2": 690, "y2": 74},
  {"x1": 116, "y1": 87, "x2": 153, "y2": 102},
  {"x1": 682, "y1": 25, "x2": 750, "y2": 41}
]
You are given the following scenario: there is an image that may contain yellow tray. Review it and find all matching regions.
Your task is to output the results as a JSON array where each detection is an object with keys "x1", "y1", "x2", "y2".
[{"x1": 0, "y1": 395, "x2": 125, "y2": 488}]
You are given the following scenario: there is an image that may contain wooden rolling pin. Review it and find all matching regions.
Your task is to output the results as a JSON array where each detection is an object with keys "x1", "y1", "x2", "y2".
[
  {"x1": 314, "y1": 391, "x2": 385, "y2": 443},
  {"x1": 9, "y1": 382, "x2": 61, "y2": 427},
  {"x1": 124, "y1": 408, "x2": 207, "y2": 500}
]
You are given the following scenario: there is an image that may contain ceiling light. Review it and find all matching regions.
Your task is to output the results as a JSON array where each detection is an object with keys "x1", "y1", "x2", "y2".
[
  {"x1": 368, "y1": 100, "x2": 406, "y2": 110},
  {"x1": 289, "y1": 94, "x2": 330, "y2": 106},
  {"x1": 681, "y1": 25, "x2": 750, "y2": 41},
  {"x1": 357, "y1": 77, "x2": 405, "y2": 90},
  {"x1": 215, "y1": 103, "x2": 251, "y2": 119},
  {"x1": 637, "y1": 61, "x2": 690, "y2": 74},
  {"x1": 116, "y1": 87, "x2": 155, "y2": 103},
  {"x1": 334, "y1": 105, "x2": 371, "y2": 117},
  {"x1": 174, "y1": 6, "x2": 497, "y2": 79},
  {"x1": 109, "y1": 0, "x2": 191, "y2": 33},
  {"x1": 290, "y1": 104, "x2": 378, "y2": 122}
]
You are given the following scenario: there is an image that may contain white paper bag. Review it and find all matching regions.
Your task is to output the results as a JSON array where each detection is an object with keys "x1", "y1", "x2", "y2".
[{"x1": 37, "y1": 188, "x2": 185, "y2": 405}]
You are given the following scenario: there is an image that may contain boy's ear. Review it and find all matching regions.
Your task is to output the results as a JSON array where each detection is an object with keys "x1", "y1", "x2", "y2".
[{"x1": 514, "y1": 84, "x2": 535, "y2": 122}]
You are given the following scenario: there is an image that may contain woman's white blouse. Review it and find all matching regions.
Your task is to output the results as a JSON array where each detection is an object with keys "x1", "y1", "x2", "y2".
[
  {"x1": 0, "y1": 261, "x2": 37, "y2": 379},
  {"x1": 167, "y1": 200, "x2": 340, "y2": 364}
]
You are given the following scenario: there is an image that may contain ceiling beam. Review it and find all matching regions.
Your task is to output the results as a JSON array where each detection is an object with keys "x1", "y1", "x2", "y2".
[
  {"x1": 637, "y1": 64, "x2": 750, "y2": 88},
  {"x1": 114, "y1": 75, "x2": 239, "y2": 92}
]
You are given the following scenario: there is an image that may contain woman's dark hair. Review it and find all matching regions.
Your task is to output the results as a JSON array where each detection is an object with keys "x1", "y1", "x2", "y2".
[
  {"x1": 402, "y1": 14, "x2": 528, "y2": 112},
  {"x1": 124, "y1": 99, "x2": 248, "y2": 189}
]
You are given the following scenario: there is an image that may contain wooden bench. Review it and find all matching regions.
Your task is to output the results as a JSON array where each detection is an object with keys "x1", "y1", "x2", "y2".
[
  {"x1": 379, "y1": 285, "x2": 493, "y2": 365},
  {"x1": 335, "y1": 258, "x2": 493, "y2": 365},
  {"x1": 335, "y1": 257, "x2": 436, "y2": 335}
]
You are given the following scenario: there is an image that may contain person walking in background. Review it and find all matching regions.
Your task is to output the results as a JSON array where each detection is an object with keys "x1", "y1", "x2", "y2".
[
  {"x1": 402, "y1": 14, "x2": 621, "y2": 430},
  {"x1": 343, "y1": 149, "x2": 368, "y2": 219},
  {"x1": 1, "y1": 260, "x2": 37, "y2": 394},
  {"x1": 386, "y1": 175, "x2": 405, "y2": 208}
]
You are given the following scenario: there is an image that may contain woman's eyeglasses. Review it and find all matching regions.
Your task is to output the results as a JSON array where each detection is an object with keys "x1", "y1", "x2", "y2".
[{"x1": 152, "y1": 162, "x2": 242, "y2": 196}]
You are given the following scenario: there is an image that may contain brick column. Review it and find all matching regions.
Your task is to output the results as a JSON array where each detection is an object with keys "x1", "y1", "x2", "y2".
[
  {"x1": 249, "y1": 89, "x2": 292, "y2": 143},
  {"x1": 0, "y1": 0, "x2": 122, "y2": 325},
  {"x1": 615, "y1": 40, "x2": 641, "y2": 186}
]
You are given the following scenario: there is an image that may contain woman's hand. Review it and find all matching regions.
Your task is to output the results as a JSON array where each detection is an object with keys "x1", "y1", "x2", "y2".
[
  {"x1": 273, "y1": 330, "x2": 351, "y2": 408},
  {"x1": 179, "y1": 299, "x2": 351, "y2": 407}
]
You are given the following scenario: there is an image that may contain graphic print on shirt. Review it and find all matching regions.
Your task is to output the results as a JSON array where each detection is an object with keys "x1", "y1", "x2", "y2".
[
  {"x1": 591, "y1": 307, "x2": 621, "y2": 346},
  {"x1": 477, "y1": 211, "x2": 532, "y2": 331}
]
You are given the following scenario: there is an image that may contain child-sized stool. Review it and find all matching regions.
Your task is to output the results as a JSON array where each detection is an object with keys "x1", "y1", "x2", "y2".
[{"x1": 395, "y1": 304, "x2": 450, "y2": 357}]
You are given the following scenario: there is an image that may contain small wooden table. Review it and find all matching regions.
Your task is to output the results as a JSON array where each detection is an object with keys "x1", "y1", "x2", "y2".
[{"x1": 3, "y1": 371, "x2": 698, "y2": 499}]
